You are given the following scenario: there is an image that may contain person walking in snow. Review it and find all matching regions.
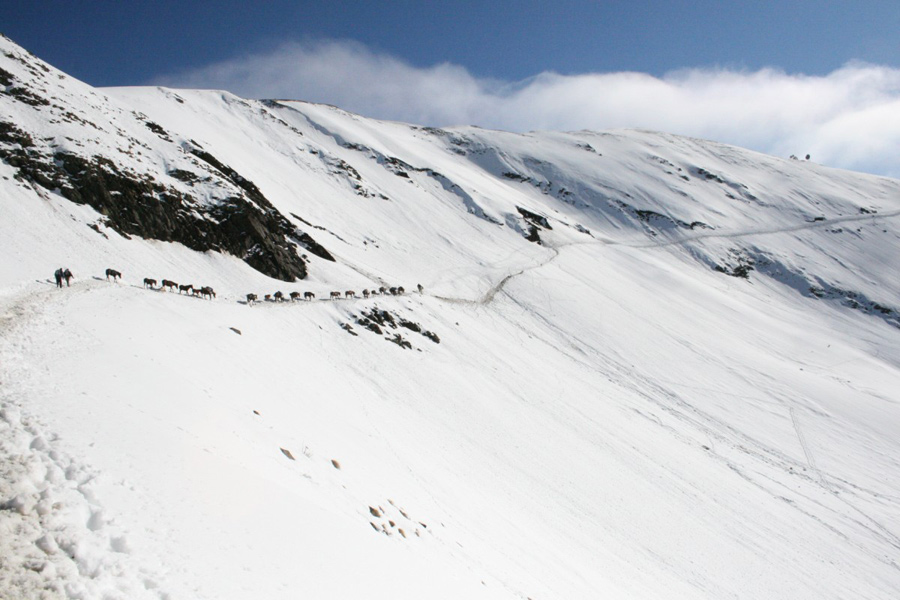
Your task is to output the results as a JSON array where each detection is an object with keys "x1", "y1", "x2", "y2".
[
  {"x1": 54, "y1": 267, "x2": 64, "y2": 288},
  {"x1": 63, "y1": 268, "x2": 73, "y2": 286}
]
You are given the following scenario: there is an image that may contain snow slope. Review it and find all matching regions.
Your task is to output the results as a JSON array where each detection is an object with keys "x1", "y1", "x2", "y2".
[{"x1": 2, "y1": 34, "x2": 900, "y2": 599}]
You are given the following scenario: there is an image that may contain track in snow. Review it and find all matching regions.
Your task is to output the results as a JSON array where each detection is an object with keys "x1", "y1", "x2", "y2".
[
  {"x1": 610, "y1": 208, "x2": 900, "y2": 249},
  {"x1": 432, "y1": 208, "x2": 900, "y2": 308}
]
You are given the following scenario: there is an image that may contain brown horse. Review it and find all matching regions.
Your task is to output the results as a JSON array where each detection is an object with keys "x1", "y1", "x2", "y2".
[{"x1": 105, "y1": 268, "x2": 122, "y2": 282}]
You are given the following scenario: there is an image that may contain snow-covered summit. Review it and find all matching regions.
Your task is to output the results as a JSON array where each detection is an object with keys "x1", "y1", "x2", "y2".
[{"x1": 2, "y1": 34, "x2": 900, "y2": 599}]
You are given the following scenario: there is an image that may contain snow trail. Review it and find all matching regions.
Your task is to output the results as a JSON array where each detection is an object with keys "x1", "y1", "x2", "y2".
[
  {"x1": 611, "y1": 208, "x2": 900, "y2": 249},
  {"x1": 0, "y1": 286, "x2": 176, "y2": 600}
]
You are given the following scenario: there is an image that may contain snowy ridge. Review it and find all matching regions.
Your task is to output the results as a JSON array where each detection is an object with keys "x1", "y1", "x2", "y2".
[{"x1": 2, "y1": 34, "x2": 900, "y2": 599}]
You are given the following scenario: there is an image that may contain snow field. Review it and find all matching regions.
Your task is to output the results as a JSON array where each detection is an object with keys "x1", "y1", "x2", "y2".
[
  {"x1": 3, "y1": 224, "x2": 899, "y2": 598},
  {"x1": 2, "y1": 35, "x2": 900, "y2": 598}
]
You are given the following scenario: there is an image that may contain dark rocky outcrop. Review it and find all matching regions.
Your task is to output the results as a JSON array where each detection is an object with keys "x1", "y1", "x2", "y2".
[
  {"x1": 354, "y1": 308, "x2": 441, "y2": 347},
  {"x1": 611, "y1": 199, "x2": 711, "y2": 233},
  {"x1": 293, "y1": 231, "x2": 335, "y2": 262},
  {"x1": 0, "y1": 120, "x2": 310, "y2": 281},
  {"x1": 524, "y1": 225, "x2": 542, "y2": 244},
  {"x1": 714, "y1": 262, "x2": 754, "y2": 279},
  {"x1": 516, "y1": 206, "x2": 552, "y2": 230},
  {"x1": 515, "y1": 206, "x2": 552, "y2": 244}
]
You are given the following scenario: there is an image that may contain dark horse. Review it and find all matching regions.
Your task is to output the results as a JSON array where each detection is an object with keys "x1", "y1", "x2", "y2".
[
  {"x1": 161, "y1": 279, "x2": 178, "y2": 292},
  {"x1": 143, "y1": 278, "x2": 157, "y2": 288},
  {"x1": 105, "y1": 268, "x2": 122, "y2": 282}
]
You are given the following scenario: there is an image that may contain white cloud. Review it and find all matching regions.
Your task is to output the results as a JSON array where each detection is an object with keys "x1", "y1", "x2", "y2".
[{"x1": 154, "y1": 40, "x2": 900, "y2": 177}]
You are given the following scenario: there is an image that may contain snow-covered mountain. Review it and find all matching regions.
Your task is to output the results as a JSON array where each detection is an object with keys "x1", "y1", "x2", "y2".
[{"x1": 2, "y1": 33, "x2": 899, "y2": 599}]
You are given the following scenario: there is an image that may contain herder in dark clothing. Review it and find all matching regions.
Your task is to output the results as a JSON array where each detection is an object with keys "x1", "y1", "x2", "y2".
[
  {"x1": 54, "y1": 268, "x2": 64, "y2": 288},
  {"x1": 63, "y1": 268, "x2": 73, "y2": 286}
]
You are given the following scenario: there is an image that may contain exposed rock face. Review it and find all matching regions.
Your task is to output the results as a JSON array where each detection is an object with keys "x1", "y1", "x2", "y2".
[{"x1": 0, "y1": 120, "x2": 309, "y2": 281}]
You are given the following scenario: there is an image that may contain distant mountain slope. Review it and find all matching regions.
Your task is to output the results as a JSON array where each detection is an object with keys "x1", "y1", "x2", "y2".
[{"x1": 2, "y1": 34, "x2": 900, "y2": 600}]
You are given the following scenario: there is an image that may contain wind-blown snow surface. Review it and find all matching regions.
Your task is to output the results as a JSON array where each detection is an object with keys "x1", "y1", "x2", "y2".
[{"x1": 2, "y1": 36, "x2": 900, "y2": 598}]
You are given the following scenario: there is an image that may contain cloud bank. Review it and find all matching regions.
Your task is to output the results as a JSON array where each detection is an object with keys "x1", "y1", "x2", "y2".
[{"x1": 154, "y1": 40, "x2": 900, "y2": 178}]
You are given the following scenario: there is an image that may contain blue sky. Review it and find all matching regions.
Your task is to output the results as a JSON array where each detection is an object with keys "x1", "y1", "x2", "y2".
[
  {"x1": 3, "y1": 1, "x2": 900, "y2": 176},
  {"x1": 3, "y1": 1, "x2": 898, "y2": 85}
]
